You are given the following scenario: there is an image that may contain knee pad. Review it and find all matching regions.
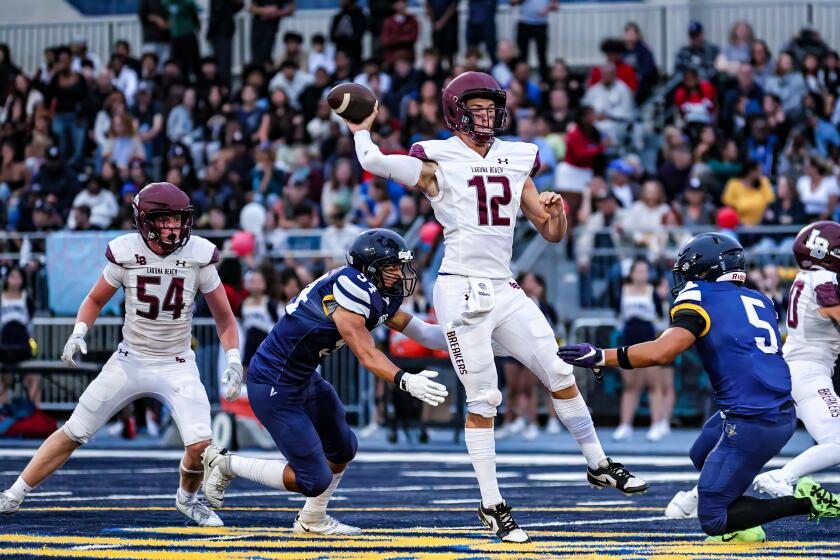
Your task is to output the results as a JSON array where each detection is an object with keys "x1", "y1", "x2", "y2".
[
  {"x1": 296, "y1": 463, "x2": 334, "y2": 498},
  {"x1": 327, "y1": 429, "x2": 358, "y2": 465},
  {"x1": 62, "y1": 416, "x2": 91, "y2": 445},
  {"x1": 466, "y1": 388, "x2": 502, "y2": 418}
]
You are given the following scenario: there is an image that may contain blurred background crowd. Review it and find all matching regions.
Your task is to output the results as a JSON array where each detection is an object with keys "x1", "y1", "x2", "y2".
[{"x1": 0, "y1": 0, "x2": 838, "y2": 444}]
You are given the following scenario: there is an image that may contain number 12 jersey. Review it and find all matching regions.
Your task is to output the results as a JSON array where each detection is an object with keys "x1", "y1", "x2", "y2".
[{"x1": 409, "y1": 136, "x2": 540, "y2": 279}]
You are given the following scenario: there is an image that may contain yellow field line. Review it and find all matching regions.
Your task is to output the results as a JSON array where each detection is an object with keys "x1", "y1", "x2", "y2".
[{"x1": 22, "y1": 505, "x2": 663, "y2": 513}]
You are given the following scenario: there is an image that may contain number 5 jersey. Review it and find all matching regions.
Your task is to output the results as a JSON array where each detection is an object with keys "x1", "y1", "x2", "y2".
[
  {"x1": 408, "y1": 136, "x2": 540, "y2": 279},
  {"x1": 103, "y1": 233, "x2": 221, "y2": 357}
]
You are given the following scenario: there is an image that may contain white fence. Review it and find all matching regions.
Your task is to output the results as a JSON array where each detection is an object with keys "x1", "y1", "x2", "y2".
[{"x1": 0, "y1": 1, "x2": 837, "y2": 79}]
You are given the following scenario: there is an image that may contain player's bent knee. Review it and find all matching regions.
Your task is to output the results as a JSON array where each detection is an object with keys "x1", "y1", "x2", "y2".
[
  {"x1": 296, "y1": 464, "x2": 334, "y2": 497},
  {"x1": 699, "y1": 515, "x2": 727, "y2": 536},
  {"x1": 466, "y1": 388, "x2": 502, "y2": 418},
  {"x1": 62, "y1": 417, "x2": 91, "y2": 445},
  {"x1": 697, "y1": 497, "x2": 727, "y2": 535},
  {"x1": 328, "y1": 430, "x2": 358, "y2": 465}
]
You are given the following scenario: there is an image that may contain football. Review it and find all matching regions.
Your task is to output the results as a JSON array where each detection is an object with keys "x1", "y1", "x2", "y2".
[{"x1": 327, "y1": 83, "x2": 377, "y2": 124}]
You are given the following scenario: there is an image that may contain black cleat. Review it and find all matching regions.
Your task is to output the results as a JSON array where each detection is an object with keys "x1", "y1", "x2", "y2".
[
  {"x1": 587, "y1": 458, "x2": 648, "y2": 494},
  {"x1": 478, "y1": 501, "x2": 530, "y2": 543}
]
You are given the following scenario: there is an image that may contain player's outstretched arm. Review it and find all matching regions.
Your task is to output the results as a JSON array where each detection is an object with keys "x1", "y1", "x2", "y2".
[
  {"x1": 520, "y1": 178, "x2": 567, "y2": 243},
  {"x1": 61, "y1": 275, "x2": 119, "y2": 367},
  {"x1": 204, "y1": 284, "x2": 244, "y2": 400},
  {"x1": 385, "y1": 310, "x2": 447, "y2": 351},
  {"x1": 343, "y1": 104, "x2": 440, "y2": 198},
  {"x1": 333, "y1": 307, "x2": 448, "y2": 406},
  {"x1": 558, "y1": 327, "x2": 697, "y2": 371}
]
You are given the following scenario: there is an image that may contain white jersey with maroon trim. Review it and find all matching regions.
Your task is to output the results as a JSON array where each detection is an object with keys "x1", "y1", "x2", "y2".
[
  {"x1": 102, "y1": 233, "x2": 221, "y2": 357},
  {"x1": 784, "y1": 269, "x2": 840, "y2": 370},
  {"x1": 409, "y1": 136, "x2": 540, "y2": 278}
]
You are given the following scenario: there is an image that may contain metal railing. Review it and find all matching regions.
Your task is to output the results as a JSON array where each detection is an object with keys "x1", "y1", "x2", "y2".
[{"x1": 1, "y1": 1, "x2": 838, "y2": 77}]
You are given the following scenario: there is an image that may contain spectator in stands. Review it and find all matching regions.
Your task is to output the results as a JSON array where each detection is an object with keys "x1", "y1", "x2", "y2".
[
  {"x1": 821, "y1": 50, "x2": 840, "y2": 94},
  {"x1": 674, "y1": 178, "x2": 716, "y2": 226},
  {"x1": 582, "y1": 63, "x2": 635, "y2": 150},
  {"x1": 797, "y1": 156, "x2": 839, "y2": 221},
  {"x1": 715, "y1": 21, "x2": 754, "y2": 77},
  {"x1": 589, "y1": 39, "x2": 637, "y2": 92},
  {"x1": 622, "y1": 179, "x2": 671, "y2": 249},
  {"x1": 576, "y1": 189, "x2": 627, "y2": 308},
  {"x1": 163, "y1": 0, "x2": 201, "y2": 82},
  {"x1": 69, "y1": 36, "x2": 101, "y2": 76},
  {"x1": 307, "y1": 34, "x2": 335, "y2": 76},
  {"x1": 675, "y1": 21, "x2": 720, "y2": 82},
  {"x1": 241, "y1": 268, "x2": 280, "y2": 367},
  {"x1": 606, "y1": 159, "x2": 637, "y2": 209},
  {"x1": 0, "y1": 266, "x2": 38, "y2": 407},
  {"x1": 367, "y1": 0, "x2": 395, "y2": 56},
  {"x1": 722, "y1": 159, "x2": 775, "y2": 226},
  {"x1": 132, "y1": 82, "x2": 164, "y2": 161},
  {"x1": 721, "y1": 63, "x2": 762, "y2": 134},
  {"x1": 805, "y1": 106, "x2": 840, "y2": 158},
  {"x1": 102, "y1": 114, "x2": 146, "y2": 172},
  {"x1": 359, "y1": 177, "x2": 397, "y2": 229},
  {"x1": 268, "y1": 61, "x2": 312, "y2": 112},
  {"x1": 207, "y1": 0, "x2": 244, "y2": 88},
  {"x1": 279, "y1": 31, "x2": 305, "y2": 68},
  {"x1": 110, "y1": 54, "x2": 139, "y2": 107},
  {"x1": 93, "y1": 91, "x2": 127, "y2": 170},
  {"x1": 613, "y1": 258, "x2": 671, "y2": 441},
  {"x1": 490, "y1": 40, "x2": 517, "y2": 90},
  {"x1": 47, "y1": 49, "x2": 88, "y2": 167},
  {"x1": 751, "y1": 39, "x2": 774, "y2": 87},
  {"x1": 69, "y1": 204, "x2": 93, "y2": 231},
  {"x1": 507, "y1": 115, "x2": 555, "y2": 191},
  {"x1": 381, "y1": 0, "x2": 419, "y2": 68},
  {"x1": 330, "y1": 0, "x2": 367, "y2": 73},
  {"x1": 673, "y1": 66, "x2": 716, "y2": 133},
  {"x1": 784, "y1": 27, "x2": 830, "y2": 67},
  {"x1": 802, "y1": 53, "x2": 824, "y2": 96},
  {"x1": 321, "y1": 157, "x2": 357, "y2": 215},
  {"x1": 656, "y1": 142, "x2": 692, "y2": 202},
  {"x1": 321, "y1": 205, "x2": 363, "y2": 267},
  {"x1": 759, "y1": 174, "x2": 806, "y2": 249},
  {"x1": 426, "y1": 0, "x2": 459, "y2": 70},
  {"x1": 250, "y1": 0, "x2": 295, "y2": 69},
  {"x1": 765, "y1": 52, "x2": 808, "y2": 118},
  {"x1": 258, "y1": 87, "x2": 295, "y2": 146},
  {"x1": 555, "y1": 106, "x2": 607, "y2": 222},
  {"x1": 67, "y1": 175, "x2": 118, "y2": 230},
  {"x1": 138, "y1": 0, "x2": 171, "y2": 64},
  {"x1": 167, "y1": 87, "x2": 200, "y2": 146},
  {"x1": 512, "y1": 60, "x2": 542, "y2": 108},
  {"x1": 250, "y1": 143, "x2": 285, "y2": 204},
  {"x1": 623, "y1": 22, "x2": 658, "y2": 104},
  {"x1": 0, "y1": 141, "x2": 29, "y2": 196},
  {"x1": 512, "y1": 0, "x2": 558, "y2": 82},
  {"x1": 466, "y1": 0, "x2": 498, "y2": 65},
  {"x1": 32, "y1": 147, "x2": 78, "y2": 211}
]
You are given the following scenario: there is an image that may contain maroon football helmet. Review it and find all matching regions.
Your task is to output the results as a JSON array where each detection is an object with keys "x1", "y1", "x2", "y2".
[
  {"x1": 132, "y1": 182, "x2": 194, "y2": 253},
  {"x1": 442, "y1": 72, "x2": 508, "y2": 144},
  {"x1": 793, "y1": 221, "x2": 840, "y2": 273}
]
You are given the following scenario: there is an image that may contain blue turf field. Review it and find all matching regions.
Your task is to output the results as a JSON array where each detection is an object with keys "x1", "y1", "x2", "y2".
[{"x1": 1, "y1": 447, "x2": 839, "y2": 559}]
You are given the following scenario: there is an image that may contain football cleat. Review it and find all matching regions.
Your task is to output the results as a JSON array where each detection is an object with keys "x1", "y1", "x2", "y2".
[
  {"x1": 478, "y1": 501, "x2": 530, "y2": 543},
  {"x1": 705, "y1": 525, "x2": 766, "y2": 543},
  {"x1": 175, "y1": 496, "x2": 223, "y2": 527},
  {"x1": 0, "y1": 491, "x2": 21, "y2": 514},
  {"x1": 665, "y1": 487, "x2": 699, "y2": 519},
  {"x1": 587, "y1": 458, "x2": 648, "y2": 494},
  {"x1": 795, "y1": 476, "x2": 840, "y2": 520},
  {"x1": 293, "y1": 513, "x2": 362, "y2": 535},
  {"x1": 202, "y1": 445, "x2": 235, "y2": 509},
  {"x1": 753, "y1": 469, "x2": 794, "y2": 498}
]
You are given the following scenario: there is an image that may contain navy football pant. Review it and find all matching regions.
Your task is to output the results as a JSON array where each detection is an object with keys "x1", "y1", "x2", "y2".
[
  {"x1": 689, "y1": 405, "x2": 797, "y2": 535},
  {"x1": 247, "y1": 373, "x2": 358, "y2": 497}
]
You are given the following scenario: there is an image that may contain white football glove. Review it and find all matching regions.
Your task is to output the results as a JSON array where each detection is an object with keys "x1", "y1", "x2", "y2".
[
  {"x1": 61, "y1": 324, "x2": 88, "y2": 367},
  {"x1": 398, "y1": 370, "x2": 448, "y2": 406},
  {"x1": 222, "y1": 349, "x2": 244, "y2": 401}
]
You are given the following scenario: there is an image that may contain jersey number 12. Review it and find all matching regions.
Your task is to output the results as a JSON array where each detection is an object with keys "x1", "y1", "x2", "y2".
[{"x1": 468, "y1": 175, "x2": 511, "y2": 226}]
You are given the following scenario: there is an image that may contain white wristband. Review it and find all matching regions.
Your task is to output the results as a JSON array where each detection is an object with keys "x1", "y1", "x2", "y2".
[
  {"x1": 72, "y1": 322, "x2": 88, "y2": 338},
  {"x1": 226, "y1": 349, "x2": 242, "y2": 365}
]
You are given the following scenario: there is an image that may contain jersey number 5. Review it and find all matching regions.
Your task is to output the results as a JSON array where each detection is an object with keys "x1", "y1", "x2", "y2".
[
  {"x1": 468, "y1": 175, "x2": 511, "y2": 226},
  {"x1": 137, "y1": 276, "x2": 186, "y2": 320},
  {"x1": 740, "y1": 295, "x2": 779, "y2": 354}
]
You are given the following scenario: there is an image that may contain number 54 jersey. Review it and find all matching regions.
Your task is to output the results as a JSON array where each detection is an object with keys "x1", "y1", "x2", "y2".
[
  {"x1": 671, "y1": 281, "x2": 791, "y2": 415},
  {"x1": 102, "y1": 233, "x2": 221, "y2": 357},
  {"x1": 409, "y1": 136, "x2": 540, "y2": 278}
]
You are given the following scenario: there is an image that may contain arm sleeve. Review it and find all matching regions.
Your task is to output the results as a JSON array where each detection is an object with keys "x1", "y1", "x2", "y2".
[
  {"x1": 332, "y1": 274, "x2": 372, "y2": 318},
  {"x1": 669, "y1": 306, "x2": 709, "y2": 338},
  {"x1": 401, "y1": 315, "x2": 447, "y2": 350},
  {"x1": 354, "y1": 130, "x2": 423, "y2": 187},
  {"x1": 198, "y1": 265, "x2": 222, "y2": 293}
]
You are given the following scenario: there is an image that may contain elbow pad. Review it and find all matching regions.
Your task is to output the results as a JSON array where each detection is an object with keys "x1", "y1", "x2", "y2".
[{"x1": 354, "y1": 130, "x2": 423, "y2": 187}]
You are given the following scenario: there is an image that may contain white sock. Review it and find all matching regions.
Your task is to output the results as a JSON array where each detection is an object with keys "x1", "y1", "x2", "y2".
[
  {"x1": 177, "y1": 488, "x2": 196, "y2": 504},
  {"x1": 301, "y1": 471, "x2": 344, "y2": 522},
  {"x1": 229, "y1": 455, "x2": 289, "y2": 491},
  {"x1": 5, "y1": 477, "x2": 33, "y2": 502},
  {"x1": 465, "y1": 427, "x2": 504, "y2": 508},
  {"x1": 782, "y1": 442, "x2": 840, "y2": 481},
  {"x1": 553, "y1": 394, "x2": 607, "y2": 469}
]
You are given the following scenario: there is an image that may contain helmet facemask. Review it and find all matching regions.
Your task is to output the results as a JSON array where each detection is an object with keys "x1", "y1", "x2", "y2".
[
  {"x1": 367, "y1": 249, "x2": 417, "y2": 297},
  {"x1": 141, "y1": 209, "x2": 194, "y2": 253},
  {"x1": 454, "y1": 90, "x2": 508, "y2": 144}
]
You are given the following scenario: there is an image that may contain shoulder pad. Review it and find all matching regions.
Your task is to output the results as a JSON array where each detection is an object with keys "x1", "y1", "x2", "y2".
[
  {"x1": 181, "y1": 236, "x2": 220, "y2": 267},
  {"x1": 674, "y1": 281, "x2": 702, "y2": 304},
  {"x1": 106, "y1": 233, "x2": 146, "y2": 266}
]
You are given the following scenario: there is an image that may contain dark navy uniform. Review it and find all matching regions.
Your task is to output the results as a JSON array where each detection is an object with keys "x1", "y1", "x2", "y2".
[
  {"x1": 671, "y1": 280, "x2": 795, "y2": 535},
  {"x1": 246, "y1": 266, "x2": 403, "y2": 496}
]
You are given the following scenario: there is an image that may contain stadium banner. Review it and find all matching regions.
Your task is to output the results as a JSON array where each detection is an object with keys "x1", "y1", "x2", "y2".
[{"x1": 46, "y1": 231, "x2": 124, "y2": 316}]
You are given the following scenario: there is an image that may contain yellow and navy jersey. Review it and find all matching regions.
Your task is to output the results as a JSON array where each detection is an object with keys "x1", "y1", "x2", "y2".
[
  {"x1": 670, "y1": 281, "x2": 792, "y2": 416},
  {"x1": 248, "y1": 266, "x2": 403, "y2": 385}
]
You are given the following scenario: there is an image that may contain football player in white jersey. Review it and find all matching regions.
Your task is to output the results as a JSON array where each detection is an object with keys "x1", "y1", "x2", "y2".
[
  {"x1": 0, "y1": 183, "x2": 242, "y2": 527},
  {"x1": 666, "y1": 221, "x2": 840, "y2": 517},
  {"x1": 344, "y1": 71, "x2": 647, "y2": 543}
]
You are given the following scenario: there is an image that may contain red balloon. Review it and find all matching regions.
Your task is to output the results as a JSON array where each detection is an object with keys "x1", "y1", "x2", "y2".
[
  {"x1": 716, "y1": 207, "x2": 739, "y2": 230},
  {"x1": 231, "y1": 230, "x2": 255, "y2": 257},
  {"x1": 419, "y1": 221, "x2": 443, "y2": 245}
]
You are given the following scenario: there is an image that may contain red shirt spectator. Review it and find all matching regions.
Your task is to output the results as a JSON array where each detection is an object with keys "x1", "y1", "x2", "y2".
[
  {"x1": 381, "y1": 0, "x2": 419, "y2": 66},
  {"x1": 673, "y1": 69, "x2": 717, "y2": 121},
  {"x1": 564, "y1": 124, "x2": 606, "y2": 169},
  {"x1": 588, "y1": 61, "x2": 638, "y2": 92}
]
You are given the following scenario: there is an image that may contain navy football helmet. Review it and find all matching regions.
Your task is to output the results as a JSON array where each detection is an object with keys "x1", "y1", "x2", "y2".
[
  {"x1": 671, "y1": 233, "x2": 746, "y2": 296},
  {"x1": 347, "y1": 229, "x2": 417, "y2": 297}
]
